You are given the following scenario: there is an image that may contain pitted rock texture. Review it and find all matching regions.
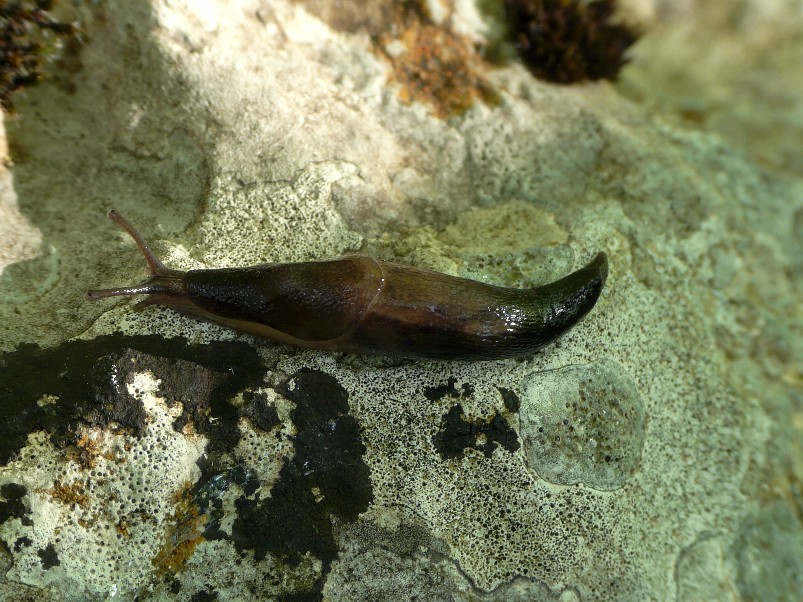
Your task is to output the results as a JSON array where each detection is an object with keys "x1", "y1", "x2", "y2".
[{"x1": 0, "y1": 0, "x2": 801, "y2": 600}]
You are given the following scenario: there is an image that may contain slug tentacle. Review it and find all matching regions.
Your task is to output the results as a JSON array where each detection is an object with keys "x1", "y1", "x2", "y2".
[
  {"x1": 106, "y1": 209, "x2": 168, "y2": 275},
  {"x1": 86, "y1": 210, "x2": 184, "y2": 302},
  {"x1": 87, "y1": 209, "x2": 608, "y2": 360},
  {"x1": 86, "y1": 282, "x2": 178, "y2": 301}
]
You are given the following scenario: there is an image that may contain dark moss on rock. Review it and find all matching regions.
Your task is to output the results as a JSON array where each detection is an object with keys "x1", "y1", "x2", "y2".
[
  {"x1": 240, "y1": 389, "x2": 280, "y2": 432},
  {"x1": 0, "y1": 0, "x2": 77, "y2": 112},
  {"x1": 497, "y1": 387, "x2": 522, "y2": 412},
  {"x1": 504, "y1": 0, "x2": 640, "y2": 83},
  {"x1": 191, "y1": 463, "x2": 261, "y2": 542}
]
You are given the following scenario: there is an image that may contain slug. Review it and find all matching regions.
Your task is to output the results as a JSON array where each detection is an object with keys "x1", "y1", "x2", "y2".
[{"x1": 87, "y1": 210, "x2": 608, "y2": 360}]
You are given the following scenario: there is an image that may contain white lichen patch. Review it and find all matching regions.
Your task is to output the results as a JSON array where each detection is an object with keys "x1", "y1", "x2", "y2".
[
  {"x1": 520, "y1": 359, "x2": 646, "y2": 490},
  {"x1": 0, "y1": 372, "x2": 207, "y2": 599},
  {"x1": 198, "y1": 162, "x2": 365, "y2": 266},
  {"x1": 0, "y1": 148, "x2": 42, "y2": 274},
  {"x1": 235, "y1": 403, "x2": 295, "y2": 491},
  {"x1": 155, "y1": 538, "x2": 323, "y2": 600}
]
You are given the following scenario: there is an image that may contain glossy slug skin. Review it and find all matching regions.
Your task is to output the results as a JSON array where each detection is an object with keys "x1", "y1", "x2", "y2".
[{"x1": 88, "y1": 210, "x2": 608, "y2": 360}]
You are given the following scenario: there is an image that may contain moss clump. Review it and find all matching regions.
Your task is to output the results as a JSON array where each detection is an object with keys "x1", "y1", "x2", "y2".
[
  {"x1": 0, "y1": 0, "x2": 76, "y2": 112},
  {"x1": 504, "y1": 0, "x2": 639, "y2": 84}
]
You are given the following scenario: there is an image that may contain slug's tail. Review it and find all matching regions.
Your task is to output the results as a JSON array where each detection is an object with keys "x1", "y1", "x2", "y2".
[{"x1": 87, "y1": 209, "x2": 184, "y2": 303}]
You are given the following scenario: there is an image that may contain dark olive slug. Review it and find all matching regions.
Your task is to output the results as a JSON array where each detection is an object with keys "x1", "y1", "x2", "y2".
[{"x1": 87, "y1": 210, "x2": 608, "y2": 360}]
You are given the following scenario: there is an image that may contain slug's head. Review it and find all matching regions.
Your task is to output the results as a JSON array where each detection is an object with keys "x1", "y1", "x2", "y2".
[{"x1": 87, "y1": 209, "x2": 185, "y2": 308}]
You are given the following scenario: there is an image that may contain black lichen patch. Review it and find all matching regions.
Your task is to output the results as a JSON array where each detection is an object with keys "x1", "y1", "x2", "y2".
[
  {"x1": 0, "y1": 483, "x2": 32, "y2": 527},
  {"x1": 13, "y1": 536, "x2": 32, "y2": 552},
  {"x1": 504, "y1": 0, "x2": 640, "y2": 83},
  {"x1": 0, "y1": 334, "x2": 266, "y2": 466},
  {"x1": 36, "y1": 542, "x2": 59, "y2": 569},
  {"x1": 232, "y1": 369, "x2": 372, "y2": 597},
  {"x1": 1, "y1": 335, "x2": 371, "y2": 597},
  {"x1": 189, "y1": 587, "x2": 218, "y2": 602},
  {"x1": 191, "y1": 463, "x2": 260, "y2": 542},
  {"x1": 498, "y1": 387, "x2": 521, "y2": 412},
  {"x1": 424, "y1": 377, "x2": 474, "y2": 402},
  {"x1": 137, "y1": 352, "x2": 276, "y2": 457},
  {"x1": 0, "y1": 0, "x2": 77, "y2": 112},
  {"x1": 432, "y1": 404, "x2": 520, "y2": 460},
  {"x1": 239, "y1": 389, "x2": 280, "y2": 433}
]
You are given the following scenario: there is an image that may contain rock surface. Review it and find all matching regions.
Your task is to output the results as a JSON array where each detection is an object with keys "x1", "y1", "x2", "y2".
[{"x1": 0, "y1": 0, "x2": 800, "y2": 600}]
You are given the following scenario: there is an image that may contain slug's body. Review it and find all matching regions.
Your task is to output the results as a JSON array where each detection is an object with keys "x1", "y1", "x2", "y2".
[{"x1": 88, "y1": 210, "x2": 608, "y2": 360}]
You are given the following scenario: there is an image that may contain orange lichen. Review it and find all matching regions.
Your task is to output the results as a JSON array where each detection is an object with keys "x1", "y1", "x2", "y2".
[
  {"x1": 377, "y1": 3, "x2": 498, "y2": 118},
  {"x1": 156, "y1": 537, "x2": 206, "y2": 574},
  {"x1": 45, "y1": 479, "x2": 89, "y2": 509},
  {"x1": 70, "y1": 433, "x2": 103, "y2": 469},
  {"x1": 116, "y1": 517, "x2": 131, "y2": 538},
  {"x1": 153, "y1": 481, "x2": 208, "y2": 575}
]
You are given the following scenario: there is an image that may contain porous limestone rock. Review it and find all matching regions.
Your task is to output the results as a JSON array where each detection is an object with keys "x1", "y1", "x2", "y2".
[{"x1": 0, "y1": 1, "x2": 800, "y2": 600}]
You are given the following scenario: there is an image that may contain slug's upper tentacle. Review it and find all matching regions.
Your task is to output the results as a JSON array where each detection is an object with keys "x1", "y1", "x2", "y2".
[
  {"x1": 86, "y1": 210, "x2": 184, "y2": 302},
  {"x1": 106, "y1": 209, "x2": 168, "y2": 275}
]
